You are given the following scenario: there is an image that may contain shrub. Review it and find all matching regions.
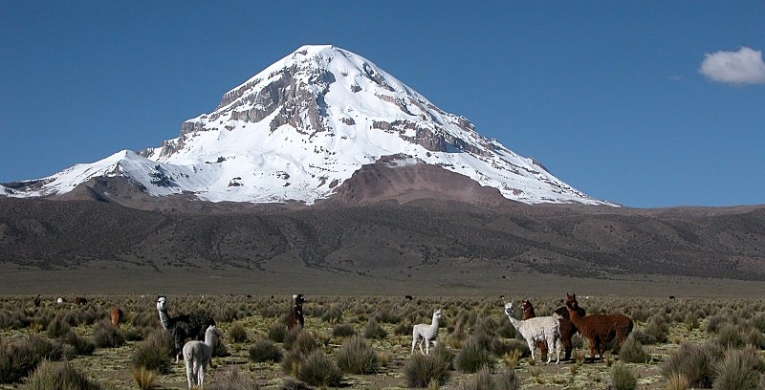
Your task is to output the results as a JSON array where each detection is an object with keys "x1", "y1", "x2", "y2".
[
  {"x1": 712, "y1": 349, "x2": 763, "y2": 390},
  {"x1": 404, "y1": 351, "x2": 451, "y2": 388},
  {"x1": 206, "y1": 367, "x2": 261, "y2": 390},
  {"x1": 63, "y1": 331, "x2": 95, "y2": 356},
  {"x1": 131, "y1": 366, "x2": 158, "y2": 390},
  {"x1": 297, "y1": 349, "x2": 343, "y2": 387},
  {"x1": 248, "y1": 339, "x2": 283, "y2": 363},
  {"x1": 716, "y1": 324, "x2": 745, "y2": 349},
  {"x1": 281, "y1": 348, "x2": 303, "y2": 377},
  {"x1": 321, "y1": 306, "x2": 343, "y2": 324},
  {"x1": 0, "y1": 336, "x2": 68, "y2": 384},
  {"x1": 642, "y1": 317, "x2": 669, "y2": 344},
  {"x1": 332, "y1": 324, "x2": 356, "y2": 338},
  {"x1": 268, "y1": 322, "x2": 287, "y2": 343},
  {"x1": 131, "y1": 330, "x2": 172, "y2": 374},
  {"x1": 455, "y1": 338, "x2": 494, "y2": 373},
  {"x1": 619, "y1": 335, "x2": 650, "y2": 364},
  {"x1": 45, "y1": 318, "x2": 71, "y2": 340},
  {"x1": 228, "y1": 322, "x2": 248, "y2": 343},
  {"x1": 23, "y1": 359, "x2": 103, "y2": 390},
  {"x1": 660, "y1": 342, "x2": 722, "y2": 388},
  {"x1": 336, "y1": 335, "x2": 378, "y2": 374},
  {"x1": 363, "y1": 318, "x2": 387, "y2": 339},
  {"x1": 610, "y1": 362, "x2": 638, "y2": 390},
  {"x1": 454, "y1": 365, "x2": 519, "y2": 390},
  {"x1": 93, "y1": 321, "x2": 125, "y2": 348}
]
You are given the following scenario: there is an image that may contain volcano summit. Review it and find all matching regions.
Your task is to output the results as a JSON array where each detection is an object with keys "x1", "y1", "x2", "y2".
[{"x1": 1, "y1": 45, "x2": 614, "y2": 207}]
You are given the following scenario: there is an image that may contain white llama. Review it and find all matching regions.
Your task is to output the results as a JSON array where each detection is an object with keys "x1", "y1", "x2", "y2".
[
  {"x1": 411, "y1": 308, "x2": 442, "y2": 355},
  {"x1": 182, "y1": 325, "x2": 218, "y2": 390},
  {"x1": 504, "y1": 301, "x2": 562, "y2": 364}
]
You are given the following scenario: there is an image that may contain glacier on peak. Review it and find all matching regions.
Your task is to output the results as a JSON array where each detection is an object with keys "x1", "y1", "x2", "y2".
[{"x1": 2, "y1": 45, "x2": 615, "y2": 207}]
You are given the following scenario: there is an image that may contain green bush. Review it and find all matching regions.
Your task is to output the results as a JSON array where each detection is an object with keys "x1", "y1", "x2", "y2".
[
  {"x1": 404, "y1": 350, "x2": 451, "y2": 388},
  {"x1": 619, "y1": 335, "x2": 650, "y2": 363},
  {"x1": 131, "y1": 330, "x2": 172, "y2": 374},
  {"x1": 297, "y1": 349, "x2": 343, "y2": 387},
  {"x1": 321, "y1": 306, "x2": 343, "y2": 324},
  {"x1": 228, "y1": 322, "x2": 248, "y2": 344},
  {"x1": 363, "y1": 318, "x2": 387, "y2": 339},
  {"x1": 332, "y1": 324, "x2": 356, "y2": 338},
  {"x1": 267, "y1": 322, "x2": 287, "y2": 343},
  {"x1": 716, "y1": 324, "x2": 745, "y2": 349},
  {"x1": 610, "y1": 362, "x2": 638, "y2": 390},
  {"x1": 660, "y1": 342, "x2": 722, "y2": 388},
  {"x1": 23, "y1": 359, "x2": 103, "y2": 390},
  {"x1": 45, "y1": 318, "x2": 71, "y2": 340},
  {"x1": 248, "y1": 339, "x2": 283, "y2": 363},
  {"x1": 93, "y1": 321, "x2": 125, "y2": 348},
  {"x1": 336, "y1": 335, "x2": 378, "y2": 374},
  {"x1": 455, "y1": 338, "x2": 494, "y2": 373},
  {"x1": 713, "y1": 349, "x2": 763, "y2": 390},
  {"x1": 63, "y1": 331, "x2": 95, "y2": 356},
  {"x1": 454, "y1": 365, "x2": 519, "y2": 390}
]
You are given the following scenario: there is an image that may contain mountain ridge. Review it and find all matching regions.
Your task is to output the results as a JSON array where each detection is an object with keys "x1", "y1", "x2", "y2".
[{"x1": 1, "y1": 45, "x2": 613, "y2": 207}]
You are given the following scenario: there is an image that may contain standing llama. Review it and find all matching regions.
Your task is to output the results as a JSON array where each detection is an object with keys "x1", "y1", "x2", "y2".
[
  {"x1": 504, "y1": 301, "x2": 562, "y2": 364},
  {"x1": 156, "y1": 295, "x2": 217, "y2": 363},
  {"x1": 564, "y1": 293, "x2": 633, "y2": 363},
  {"x1": 286, "y1": 294, "x2": 307, "y2": 330},
  {"x1": 183, "y1": 325, "x2": 219, "y2": 390},
  {"x1": 111, "y1": 308, "x2": 124, "y2": 327},
  {"x1": 523, "y1": 298, "x2": 584, "y2": 361},
  {"x1": 411, "y1": 308, "x2": 442, "y2": 355}
]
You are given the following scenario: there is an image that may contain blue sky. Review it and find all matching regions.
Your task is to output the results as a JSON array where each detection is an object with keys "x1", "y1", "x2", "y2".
[{"x1": 1, "y1": 2, "x2": 763, "y2": 208}]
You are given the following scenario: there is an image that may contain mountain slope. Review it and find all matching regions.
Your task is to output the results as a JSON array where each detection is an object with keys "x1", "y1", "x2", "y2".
[{"x1": 2, "y1": 45, "x2": 613, "y2": 207}]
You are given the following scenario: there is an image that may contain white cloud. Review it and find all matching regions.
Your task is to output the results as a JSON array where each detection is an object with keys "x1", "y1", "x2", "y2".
[{"x1": 699, "y1": 47, "x2": 765, "y2": 85}]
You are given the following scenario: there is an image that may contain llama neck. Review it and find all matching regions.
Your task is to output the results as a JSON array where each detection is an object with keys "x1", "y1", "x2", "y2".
[
  {"x1": 157, "y1": 307, "x2": 171, "y2": 329},
  {"x1": 566, "y1": 307, "x2": 584, "y2": 326},
  {"x1": 505, "y1": 313, "x2": 522, "y2": 330},
  {"x1": 430, "y1": 314, "x2": 439, "y2": 330},
  {"x1": 204, "y1": 331, "x2": 216, "y2": 347}
]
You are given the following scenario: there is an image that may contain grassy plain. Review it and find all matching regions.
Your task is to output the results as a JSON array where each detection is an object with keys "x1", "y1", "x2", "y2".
[{"x1": 2, "y1": 287, "x2": 765, "y2": 390}]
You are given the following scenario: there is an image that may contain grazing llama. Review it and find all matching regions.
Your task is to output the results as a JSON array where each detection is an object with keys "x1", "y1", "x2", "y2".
[
  {"x1": 564, "y1": 293, "x2": 633, "y2": 363},
  {"x1": 156, "y1": 295, "x2": 217, "y2": 363},
  {"x1": 411, "y1": 308, "x2": 442, "y2": 355},
  {"x1": 111, "y1": 308, "x2": 124, "y2": 327},
  {"x1": 504, "y1": 301, "x2": 562, "y2": 364},
  {"x1": 33, "y1": 295, "x2": 42, "y2": 307},
  {"x1": 286, "y1": 294, "x2": 307, "y2": 330},
  {"x1": 75, "y1": 297, "x2": 88, "y2": 305},
  {"x1": 183, "y1": 325, "x2": 218, "y2": 390}
]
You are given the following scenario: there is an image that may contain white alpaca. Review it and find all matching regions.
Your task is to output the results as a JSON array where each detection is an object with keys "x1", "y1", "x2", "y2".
[
  {"x1": 504, "y1": 302, "x2": 562, "y2": 364},
  {"x1": 411, "y1": 308, "x2": 442, "y2": 355},
  {"x1": 182, "y1": 325, "x2": 218, "y2": 390}
]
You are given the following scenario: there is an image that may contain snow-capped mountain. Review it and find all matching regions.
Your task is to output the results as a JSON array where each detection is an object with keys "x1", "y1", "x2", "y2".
[{"x1": 1, "y1": 45, "x2": 614, "y2": 206}]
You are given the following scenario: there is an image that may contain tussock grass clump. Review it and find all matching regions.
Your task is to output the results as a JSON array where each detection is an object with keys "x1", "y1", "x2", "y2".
[
  {"x1": 228, "y1": 322, "x2": 248, "y2": 343},
  {"x1": 248, "y1": 339, "x2": 283, "y2": 363},
  {"x1": 45, "y1": 317, "x2": 71, "y2": 340},
  {"x1": 297, "y1": 349, "x2": 343, "y2": 387},
  {"x1": 609, "y1": 362, "x2": 638, "y2": 390},
  {"x1": 455, "y1": 338, "x2": 494, "y2": 373},
  {"x1": 404, "y1": 349, "x2": 451, "y2": 388},
  {"x1": 642, "y1": 316, "x2": 669, "y2": 344},
  {"x1": 63, "y1": 331, "x2": 95, "y2": 356},
  {"x1": 131, "y1": 366, "x2": 158, "y2": 390},
  {"x1": 660, "y1": 342, "x2": 722, "y2": 388},
  {"x1": 0, "y1": 336, "x2": 68, "y2": 384},
  {"x1": 24, "y1": 359, "x2": 103, "y2": 390},
  {"x1": 131, "y1": 330, "x2": 172, "y2": 374},
  {"x1": 267, "y1": 322, "x2": 287, "y2": 343},
  {"x1": 321, "y1": 305, "x2": 343, "y2": 324},
  {"x1": 454, "y1": 365, "x2": 520, "y2": 390},
  {"x1": 619, "y1": 335, "x2": 650, "y2": 364},
  {"x1": 712, "y1": 348, "x2": 763, "y2": 390},
  {"x1": 331, "y1": 323, "x2": 356, "y2": 338},
  {"x1": 716, "y1": 324, "x2": 745, "y2": 349},
  {"x1": 93, "y1": 320, "x2": 124, "y2": 348},
  {"x1": 206, "y1": 367, "x2": 261, "y2": 390},
  {"x1": 336, "y1": 335, "x2": 378, "y2": 374},
  {"x1": 363, "y1": 318, "x2": 388, "y2": 339}
]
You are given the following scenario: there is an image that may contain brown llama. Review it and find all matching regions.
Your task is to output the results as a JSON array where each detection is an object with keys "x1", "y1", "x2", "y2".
[
  {"x1": 111, "y1": 308, "x2": 124, "y2": 327},
  {"x1": 564, "y1": 293, "x2": 633, "y2": 363},
  {"x1": 286, "y1": 294, "x2": 307, "y2": 330},
  {"x1": 75, "y1": 297, "x2": 88, "y2": 305}
]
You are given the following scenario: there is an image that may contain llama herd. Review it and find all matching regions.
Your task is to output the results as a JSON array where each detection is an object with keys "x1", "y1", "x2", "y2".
[{"x1": 40, "y1": 292, "x2": 631, "y2": 389}]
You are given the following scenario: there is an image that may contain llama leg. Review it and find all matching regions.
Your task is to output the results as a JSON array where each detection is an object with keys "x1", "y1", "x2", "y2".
[
  {"x1": 411, "y1": 335, "x2": 418, "y2": 354},
  {"x1": 198, "y1": 364, "x2": 205, "y2": 388},
  {"x1": 544, "y1": 337, "x2": 553, "y2": 364},
  {"x1": 562, "y1": 335, "x2": 573, "y2": 361},
  {"x1": 185, "y1": 359, "x2": 194, "y2": 389},
  {"x1": 538, "y1": 340, "x2": 548, "y2": 362},
  {"x1": 527, "y1": 340, "x2": 536, "y2": 361}
]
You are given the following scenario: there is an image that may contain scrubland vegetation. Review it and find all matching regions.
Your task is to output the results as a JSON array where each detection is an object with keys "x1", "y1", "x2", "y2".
[{"x1": 2, "y1": 294, "x2": 765, "y2": 389}]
